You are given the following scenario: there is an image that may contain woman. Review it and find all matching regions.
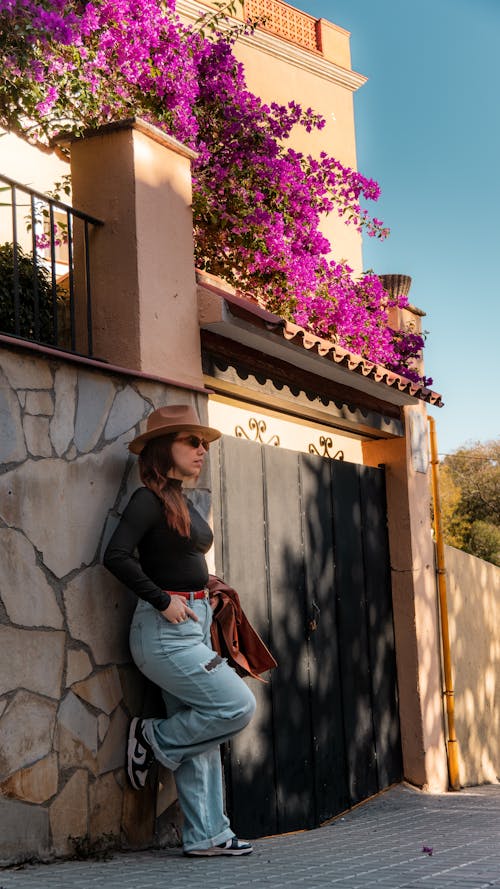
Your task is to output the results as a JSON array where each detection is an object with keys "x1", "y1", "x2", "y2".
[{"x1": 103, "y1": 404, "x2": 256, "y2": 857}]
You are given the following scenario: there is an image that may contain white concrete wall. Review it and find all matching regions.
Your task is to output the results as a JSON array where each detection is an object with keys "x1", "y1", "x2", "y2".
[{"x1": 445, "y1": 545, "x2": 500, "y2": 787}]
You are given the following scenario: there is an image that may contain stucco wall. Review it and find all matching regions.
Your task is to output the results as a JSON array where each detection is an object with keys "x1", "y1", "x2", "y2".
[
  {"x1": 0, "y1": 341, "x2": 211, "y2": 864},
  {"x1": 445, "y1": 545, "x2": 500, "y2": 787}
]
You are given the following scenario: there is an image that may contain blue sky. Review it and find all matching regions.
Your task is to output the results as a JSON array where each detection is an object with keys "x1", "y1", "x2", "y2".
[{"x1": 297, "y1": 0, "x2": 499, "y2": 456}]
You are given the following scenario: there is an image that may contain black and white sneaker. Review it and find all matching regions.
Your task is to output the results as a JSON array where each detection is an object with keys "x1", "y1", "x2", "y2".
[
  {"x1": 127, "y1": 717, "x2": 155, "y2": 789},
  {"x1": 184, "y1": 837, "x2": 253, "y2": 857}
]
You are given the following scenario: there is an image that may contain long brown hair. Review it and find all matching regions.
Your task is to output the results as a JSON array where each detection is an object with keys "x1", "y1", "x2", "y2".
[{"x1": 138, "y1": 435, "x2": 191, "y2": 537}]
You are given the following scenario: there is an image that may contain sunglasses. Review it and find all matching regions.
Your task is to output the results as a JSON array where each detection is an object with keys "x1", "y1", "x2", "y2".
[{"x1": 176, "y1": 434, "x2": 210, "y2": 452}]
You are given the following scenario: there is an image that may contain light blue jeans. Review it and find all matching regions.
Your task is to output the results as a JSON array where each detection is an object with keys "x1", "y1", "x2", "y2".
[{"x1": 129, "y1": 597, "x2": 256, "y2": 851}]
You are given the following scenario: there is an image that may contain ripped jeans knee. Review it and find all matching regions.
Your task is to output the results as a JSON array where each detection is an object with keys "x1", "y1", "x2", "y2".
[{"x1": 201, "y1": 653, "x2": 226, "y2": 673}]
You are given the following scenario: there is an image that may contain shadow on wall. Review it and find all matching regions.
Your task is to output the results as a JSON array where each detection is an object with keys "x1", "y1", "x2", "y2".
[{"x1": 445, "y1": 545, "x2": 500, "y2": 786}]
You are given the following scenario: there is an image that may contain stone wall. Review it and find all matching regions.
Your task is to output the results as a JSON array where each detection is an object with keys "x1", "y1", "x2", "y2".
[
  {"x1": 445, "y1": 545, "x2": 500, "y2": 788},
  {"x1": 0, "y1": 341, "x2": 210, "y2": 864}
]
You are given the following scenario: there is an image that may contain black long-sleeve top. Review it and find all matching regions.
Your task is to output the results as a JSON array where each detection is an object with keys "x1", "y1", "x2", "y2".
[{"x1": 103, "y1": 483, "x2": 213, "y2": 611}]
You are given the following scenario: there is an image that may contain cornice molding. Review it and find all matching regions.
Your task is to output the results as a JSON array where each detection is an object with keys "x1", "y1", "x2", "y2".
[{"x1": 176, "y1": 0, "x2": 367, "y2": 91}]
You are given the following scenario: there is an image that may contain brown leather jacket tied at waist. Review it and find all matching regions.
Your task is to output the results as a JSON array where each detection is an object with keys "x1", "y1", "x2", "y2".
[{"x1": 207, "y1": 576, "x2": 277, "y2": 682}]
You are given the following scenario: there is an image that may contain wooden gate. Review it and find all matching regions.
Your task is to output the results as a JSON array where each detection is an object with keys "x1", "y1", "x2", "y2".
[{"x1": 211, "y1": 435, "x2": 403, "y2": 837}]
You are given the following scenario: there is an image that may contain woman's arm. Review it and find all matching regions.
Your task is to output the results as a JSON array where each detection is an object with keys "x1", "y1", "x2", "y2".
[{"x1": 103, "y1": 487, "x2": 171, "y2": 611}]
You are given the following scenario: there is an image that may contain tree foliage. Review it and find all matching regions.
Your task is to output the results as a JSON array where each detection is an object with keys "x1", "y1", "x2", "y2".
[
  {"x1": 440, "y1": 439, "x2": 500, "y2": 566},
  {"x1": 0, "y1": 0, "x2": 431, "y2": 382}
]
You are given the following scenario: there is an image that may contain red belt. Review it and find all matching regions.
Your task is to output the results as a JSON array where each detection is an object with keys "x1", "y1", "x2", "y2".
[{"x1": 164, "y1": 589, "x2": 208, "y2": 600}]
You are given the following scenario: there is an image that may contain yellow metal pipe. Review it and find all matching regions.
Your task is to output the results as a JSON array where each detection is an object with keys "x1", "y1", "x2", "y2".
[{"x1": 428, "y1": 415, "x2": 461, "y2": 790}]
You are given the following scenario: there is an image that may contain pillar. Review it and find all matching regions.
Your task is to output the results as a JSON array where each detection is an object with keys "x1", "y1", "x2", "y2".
[
  {"x1": 363, "y1": 401, "x2": 449, "y2": 792},
  {"x1": 66, "y1": 118, "x2": 203, "y2": 387}
]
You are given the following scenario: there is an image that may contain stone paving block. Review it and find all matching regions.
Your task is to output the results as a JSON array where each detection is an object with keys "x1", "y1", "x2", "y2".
[{"x1": 2, "y1": 784, "x2": 500, "y2": 886}]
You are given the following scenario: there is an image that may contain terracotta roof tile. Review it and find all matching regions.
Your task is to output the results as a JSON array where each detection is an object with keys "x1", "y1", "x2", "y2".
[
  {"x1": 196, "y1": 272, "x2": 444, "y2": 407},
  {"x1": 280, "y1": 320, "x2": 443, "y2": 406}
]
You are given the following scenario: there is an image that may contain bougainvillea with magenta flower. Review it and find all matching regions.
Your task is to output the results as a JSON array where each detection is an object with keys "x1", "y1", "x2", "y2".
[{"x1": 0, "y1": 0, "x2": 429, "y2": 383}]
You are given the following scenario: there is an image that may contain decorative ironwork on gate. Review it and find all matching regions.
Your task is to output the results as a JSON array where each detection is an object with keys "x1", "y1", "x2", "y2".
[
  {"x1": 235, "y1": 417, "x2": 280, "y2": 446},
  {"x1": 308, "y1": 436, "x2": 344, "y2": 460}
]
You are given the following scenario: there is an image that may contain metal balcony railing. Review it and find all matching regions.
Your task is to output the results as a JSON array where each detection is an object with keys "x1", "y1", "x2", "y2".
[{"x1": 0, "y1": 172, "x2": 102, "y2": 357}]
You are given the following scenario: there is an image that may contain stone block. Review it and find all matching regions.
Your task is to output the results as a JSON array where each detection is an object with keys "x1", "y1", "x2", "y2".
[
  {"x1": 55, "y1": 723, "x2": 98, "y2": 775},
  {"x1": 121, "y1": 779, "x2": 156, "y2": 849},
  {"x1": 49, "y1": 769, "x2": 88, "y2": 856},
  {"x1": 97, "y1": 706, "x2": 128, "y2": 774},
  {"x1": 118, "y1": 664, "x2": 149, "y2": 717},
  {"x1": 0, "y1": 797, "x2": 50, "y2": 865},
  {"x1": 156, "y1": 766, "x2": 177, "y2": 817},
  {"x1": 50, "y1": 366, "x2": 77, "y2": 457},
  {"x1": 25, "y1": 390, "x2": 54, "y2": 416},
  {"x1": 64, "y1": 565, "x2": 135, "y2": 664},
  {"x1": 156, "y1": 798, "x2": 182, "y2": 848},
  {"x1": 74, "y1": 373, "x2": 116, "y2": 453},
  {"x1": 0, "y1": 691, "x2": 57, "y2": 781},
  {"x1": 0, "y1": 626, "x2": 65, "y2": 697},
  {"x1": 104, "y1": 387, "x2": 147, "y2": 441},
  {"x1": 0, "y1": 753, "x2": 58, "y2": 803},
  {"x1": 56, "y1": 692, "x2": 98, "y2": 771},
  {"x1": 98, "y1": 713, "x2": 110, "y2": 742},
  {"x1": 116, "y1": 462, "x2": 141, "y2": 511},
  {"x1": 89, "y1": 772, "x2": 122, "y2": 840},
  {"x1": 0, "y1": 350, "x2": 52, "y2": 390},
  {"x1": 0, "y1": 434, "x2": 129, "y2": 578},
  {"x1": 0, "y1": 528, "x2": 63, "y2": 628},
  {"x1": 66, "y1": 648, "x2": 93, "y2": 686},
  {"x1": 73, "y1": 666, "x2": 123, "y2": 715},
  {"x1": 23, "y1": 415, "x2": 53, "y2": 457},
  {"x1": 0, "y1": 369, "x2": 27, "y2": 464}
]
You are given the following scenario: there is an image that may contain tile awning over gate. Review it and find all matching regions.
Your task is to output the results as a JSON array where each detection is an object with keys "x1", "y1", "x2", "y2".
[{"x1": 197, "y1": 272, "x2": 444, "y2": 409}]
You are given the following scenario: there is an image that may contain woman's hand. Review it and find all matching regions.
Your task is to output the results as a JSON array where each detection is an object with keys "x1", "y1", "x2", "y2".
[{"x1": 161, "y1": 595, "x2": 199, "y2": 624}]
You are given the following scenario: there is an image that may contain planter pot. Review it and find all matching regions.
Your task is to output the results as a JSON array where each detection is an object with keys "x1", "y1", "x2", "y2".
[{"x1": 378, "y1": 274, "x2": 412, "y2": 299}]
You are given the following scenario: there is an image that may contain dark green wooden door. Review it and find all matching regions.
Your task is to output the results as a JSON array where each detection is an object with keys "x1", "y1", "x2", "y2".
[{"x1": 211, "y1": 435, "x2": 402, "y2": 837}]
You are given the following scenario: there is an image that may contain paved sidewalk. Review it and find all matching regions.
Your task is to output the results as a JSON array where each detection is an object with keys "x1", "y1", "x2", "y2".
[{"x1": 2, "y1": 783, "x2": 500, "y2": 889}]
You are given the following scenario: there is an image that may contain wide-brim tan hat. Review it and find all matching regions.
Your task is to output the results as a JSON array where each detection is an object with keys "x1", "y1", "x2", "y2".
[{"x1": 128, "y1": 404, "x2": 222, "y2": 454}]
